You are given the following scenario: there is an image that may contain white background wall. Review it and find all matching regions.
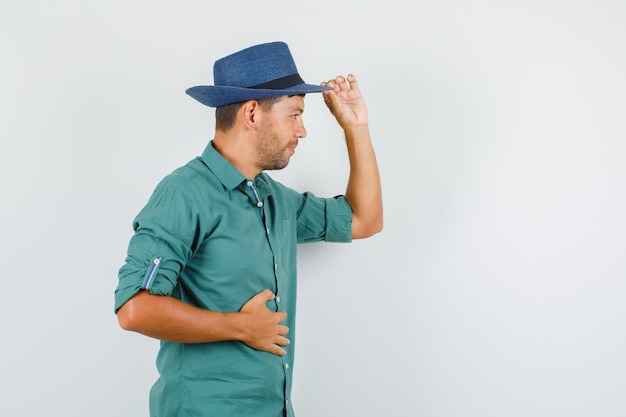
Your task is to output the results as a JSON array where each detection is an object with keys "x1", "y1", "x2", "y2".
[{"x1": 2, "y1": 1, "x2": 625, "y2": 416}]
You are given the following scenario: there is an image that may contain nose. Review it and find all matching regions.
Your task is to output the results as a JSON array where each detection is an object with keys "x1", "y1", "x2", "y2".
[{"x1": 297, "y1": 120, "x2": 307, "y2": 139}]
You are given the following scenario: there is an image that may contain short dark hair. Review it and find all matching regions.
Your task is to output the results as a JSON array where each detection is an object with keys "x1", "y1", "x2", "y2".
[{"x1": 215, "y1": 96, "x2": 285, "y2": 132}]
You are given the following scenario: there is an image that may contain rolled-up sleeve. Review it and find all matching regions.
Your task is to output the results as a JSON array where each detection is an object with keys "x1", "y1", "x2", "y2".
[
  {"x1": 114, "y1": 177, "x2": 205, "y2": 312},
  {"x1": 296, "y1": 192, "x2": 352, "y2": 244}
]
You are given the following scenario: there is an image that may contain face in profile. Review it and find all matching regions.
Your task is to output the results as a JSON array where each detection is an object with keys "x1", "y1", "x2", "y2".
[{"x1": 255, "y1": 95, "x2": 307, "y2": 171}]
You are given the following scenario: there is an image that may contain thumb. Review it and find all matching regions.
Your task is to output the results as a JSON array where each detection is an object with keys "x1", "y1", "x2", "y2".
[
  {"x1": 241, "y1": 289, "x2": 275, "y2": 312},
  {"x1": 255, "y1": 289, "x2": 275, "y2": 304}
]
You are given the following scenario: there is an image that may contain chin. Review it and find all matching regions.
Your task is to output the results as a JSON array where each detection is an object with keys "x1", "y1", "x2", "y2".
[{"x1": 265, "y1": 160, "x2": 290, "y2": 171}]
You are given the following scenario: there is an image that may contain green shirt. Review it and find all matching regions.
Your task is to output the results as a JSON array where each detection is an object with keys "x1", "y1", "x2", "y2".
[{"x1": 115, "y1": 141, "x2": 352, "y2": 417}]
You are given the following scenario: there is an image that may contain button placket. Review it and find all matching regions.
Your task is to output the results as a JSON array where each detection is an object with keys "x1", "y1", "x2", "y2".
[
  {"x1": 249, "y1": 179, "x2": 283, "y2": 314},
  {"x1": 247, "y1": 180, "x2": 265, "y2": 224}
]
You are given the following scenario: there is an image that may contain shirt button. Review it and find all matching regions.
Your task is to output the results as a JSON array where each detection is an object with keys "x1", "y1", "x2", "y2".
[
  {"x1": 257, "y1": 202, "x2": 263, "y2": 207},
  {"x1": 285, "y1": 363, "x2": 289, "y2": 369},
  {"x1": 276, "y1": 296, "x2": 281, "y2": 303},
  {"x1": 247, "y1": 181, "x2": 253, "y2": 186},
  {"x1": 274, "y1": 263, "x2": 278, "y2": 270}
]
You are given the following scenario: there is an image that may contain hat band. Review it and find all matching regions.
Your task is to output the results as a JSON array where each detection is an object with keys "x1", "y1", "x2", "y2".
[{"x1": 249, "y1": 74, "x2": 304, "y2": 90}]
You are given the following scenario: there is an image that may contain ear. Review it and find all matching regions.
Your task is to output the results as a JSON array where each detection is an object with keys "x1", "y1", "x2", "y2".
[{"x1": 240, "y1": 100, "x2": 261, "y2": 131}]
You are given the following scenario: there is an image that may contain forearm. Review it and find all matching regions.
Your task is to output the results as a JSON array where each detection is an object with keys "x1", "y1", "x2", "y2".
[
  {"x1": 117, "y1": 290, "x2": 244, "y2": 343},
  {"x1": 321, "y1": 74, "x2": 383, "y2": 238},
  {"x1": 344, "y1": 125, "x2": 383, "y2": 239}
]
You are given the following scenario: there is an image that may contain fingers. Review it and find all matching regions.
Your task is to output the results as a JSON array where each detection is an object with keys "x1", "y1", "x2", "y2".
[
  {"x1": 345, "y1": 74, "x2": 358, "y2": 90},
  {"x1": 274, "y1": 315, "x2": 289, "y2": 342},
  {"x1": 271, "y1": 345, "x2": 287, "y2": 356},
  {"x1": 322, "y1": 74, "x2": 357, "y2": 92},
  {"x1": 276, "y1": 308, "x2": 287, "y2": 320},
  {"x1": 332, "y1": 75, "x2": 348, "y2": 92},
  {"x1": 259, "y1": 322, "x2": 290, "y2": 356},
  {"x1": 239, "y1": 290, "x2": 291, "y2": 356},
  {"x1": 278, "y1": 323, "x2": 289, "y2": 337}
]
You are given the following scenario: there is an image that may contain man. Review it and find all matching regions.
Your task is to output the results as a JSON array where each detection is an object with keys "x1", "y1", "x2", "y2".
[{"x1": 115, "y1": 41, "x2": 383, "y2": 417}]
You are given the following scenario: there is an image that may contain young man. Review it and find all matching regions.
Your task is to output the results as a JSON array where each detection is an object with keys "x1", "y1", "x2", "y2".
[{"x1": 115, "y1": 41, "x2": 382, "y2": 417}]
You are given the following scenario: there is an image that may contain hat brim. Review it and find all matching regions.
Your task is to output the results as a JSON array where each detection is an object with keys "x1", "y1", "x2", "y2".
[{"x1": 186, "y1": 83, "x2": 333, "y2": 108}]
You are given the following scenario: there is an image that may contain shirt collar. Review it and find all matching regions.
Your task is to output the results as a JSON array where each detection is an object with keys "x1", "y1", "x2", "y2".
[
  {"x1": 201, "y1": 141, "x2": 274, "y2": 198},
  {"x1": 201, "y1": 141, "x2": 247, "y2": 190}
]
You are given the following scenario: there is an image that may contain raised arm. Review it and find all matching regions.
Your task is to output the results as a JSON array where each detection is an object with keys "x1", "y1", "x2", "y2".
[{"x1": 322, "y1": 74, "x2": 383, "y2": 239}]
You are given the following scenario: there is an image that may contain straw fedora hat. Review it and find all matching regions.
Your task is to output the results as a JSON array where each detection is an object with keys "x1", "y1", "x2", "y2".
[{"x1": 186, "y1": 42, "x2": 331, "y2": 108}]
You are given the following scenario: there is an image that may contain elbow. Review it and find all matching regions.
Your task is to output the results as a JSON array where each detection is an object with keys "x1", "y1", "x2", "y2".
[
  {"x1": 116, "y1": 291, "x2": 147, "y2": 332},
  {"x1": 117, "y1": 303, "x2": 136, "y2": 331},
  {"x1": 367, "y1": 218, "x2": 384, "y2": 237},
  {"x1": 352, "y1": 217, "x2": 384, "y2": 239},
  {"x1": 374, "y1": 218, "x2": 384, "y2": 235}
]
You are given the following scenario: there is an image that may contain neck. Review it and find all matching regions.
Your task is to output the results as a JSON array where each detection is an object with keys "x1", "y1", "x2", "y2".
[{"x1": 212, "y1": 130, "x2": 261, "y2": 179}]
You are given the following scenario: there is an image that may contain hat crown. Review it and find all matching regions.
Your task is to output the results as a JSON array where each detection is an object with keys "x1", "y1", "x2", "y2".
[{"x1": 213, "y1": 42, "x2": 299, "y2": 88}]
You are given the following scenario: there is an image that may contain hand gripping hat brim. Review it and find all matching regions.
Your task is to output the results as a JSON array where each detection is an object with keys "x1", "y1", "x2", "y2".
[{"x1": 186, "y1": 42, "x2": 332, "y2": 108}]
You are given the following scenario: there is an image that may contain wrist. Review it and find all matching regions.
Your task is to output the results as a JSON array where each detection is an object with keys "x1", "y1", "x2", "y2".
[
  {"x1": 343, "y1": 124, "x2": 371, "y2": 141},
  {"x1": 219, "y1": 311, "x2": 247, "y2": 343}
]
